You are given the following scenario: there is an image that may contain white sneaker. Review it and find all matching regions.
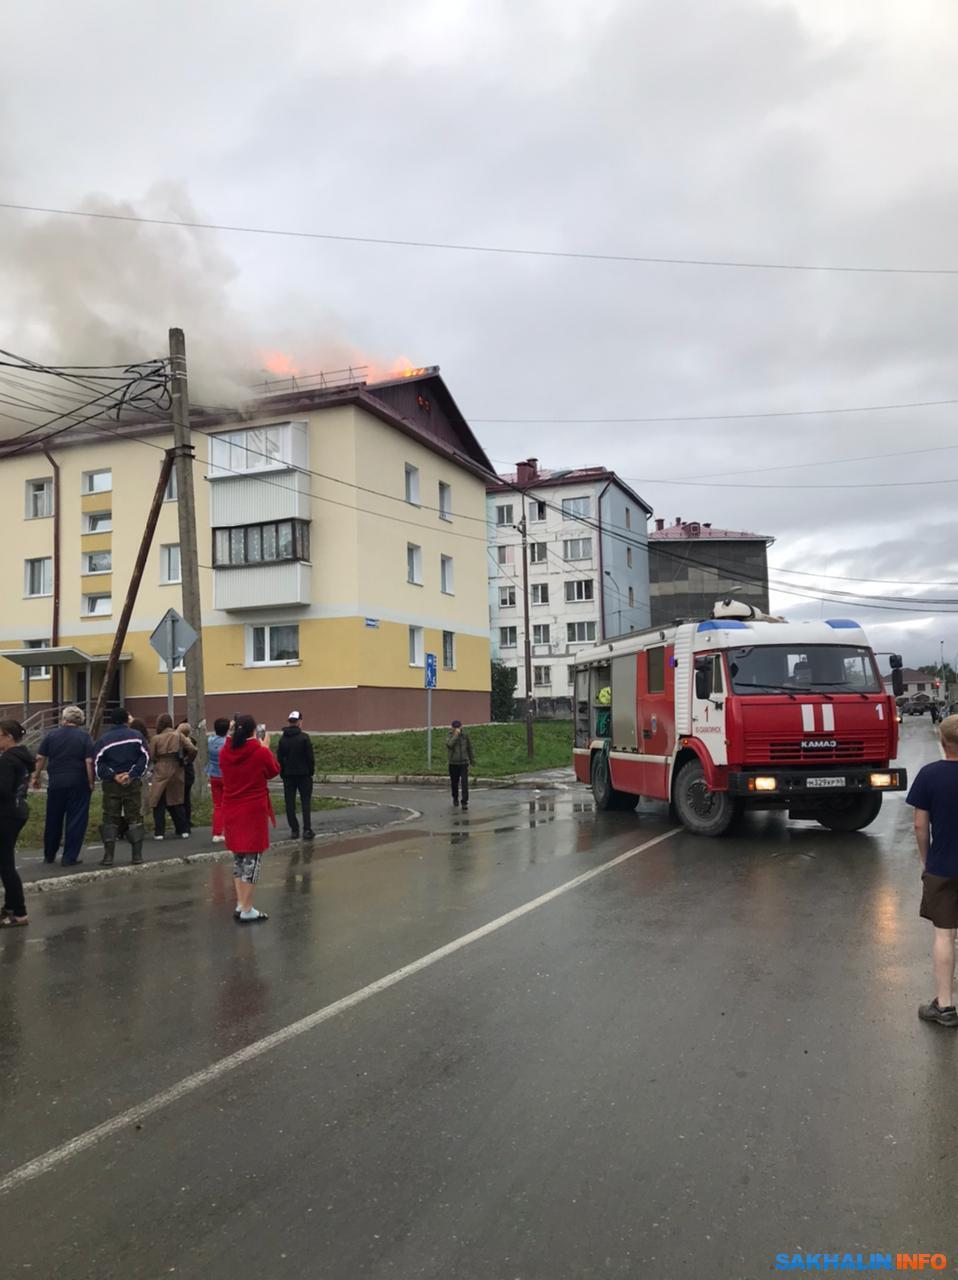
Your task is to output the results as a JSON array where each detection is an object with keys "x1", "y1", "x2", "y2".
[
  {"x1": 154, "y1": 835, "x2": 164, "y2": 841},
  {"x1": 181, "y1": 833, "x2": 190, "y2": 840},
  {"x1": 212, "y1": 835, "x2": 225, "y2": 843}
]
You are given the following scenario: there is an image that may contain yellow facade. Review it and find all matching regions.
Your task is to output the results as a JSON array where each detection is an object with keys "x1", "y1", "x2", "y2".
[{"x1": 0, "y1": 390, "x2": 491, "y2": 728}]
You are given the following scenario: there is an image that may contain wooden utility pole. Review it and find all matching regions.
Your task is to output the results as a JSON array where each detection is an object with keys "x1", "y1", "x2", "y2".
[
  {"x1": 518, "y1": 515, "x2": 535, "y2": 759},
  {"x1": 169, "y1": 328, "x2": 207, "y2": 765},
  {"x1": 90, "y1": 449, "x2": 176, "y2": 738}
]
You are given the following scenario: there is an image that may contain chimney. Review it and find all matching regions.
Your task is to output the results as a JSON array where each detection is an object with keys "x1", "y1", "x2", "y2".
[
  {"x1": 655, "y1": 518, "x2": 665, "y2": 531},
  {"x1": 674, "y1": 517, "x2": 682, "y2": 527},
  {"x1": 516, "y1": 458, "x2": 539, "y2": 486}
]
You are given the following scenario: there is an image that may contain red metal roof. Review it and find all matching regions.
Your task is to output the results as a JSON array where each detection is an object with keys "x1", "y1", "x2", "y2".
[{"x1": 650, "y1": 520, "x2": 773, "y2": 543}]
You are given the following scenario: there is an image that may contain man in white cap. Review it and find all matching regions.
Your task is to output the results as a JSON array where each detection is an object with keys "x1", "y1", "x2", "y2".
[{"x1": 276, "y1": 711, "x2": 315, "y2": 839}]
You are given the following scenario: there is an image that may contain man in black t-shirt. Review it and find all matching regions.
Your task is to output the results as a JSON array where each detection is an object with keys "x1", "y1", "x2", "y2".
[{"x1": 906, "y1": 714, "x2": 958, "y2": 1027}]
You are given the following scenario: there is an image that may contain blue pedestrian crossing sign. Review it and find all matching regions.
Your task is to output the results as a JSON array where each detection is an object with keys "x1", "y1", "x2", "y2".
[{"x1": 425, "y1": 652, "x2": 437, "y2": 689}]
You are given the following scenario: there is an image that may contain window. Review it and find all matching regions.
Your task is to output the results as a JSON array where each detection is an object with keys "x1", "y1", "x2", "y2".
[
  {"x1": 164, "y1": 468, "x2": 178, "y2": 502},
  {"x1": 408, "y1": 625, "x2": 424, "y2": 667},
  {"x1": 565, "y1": 580, "x2": 595, "y2": 603},
  {"x1": 160, "y1": 544, "x2": 181, "y2": 584},
  {"x1": 210, "y1": 425, "x2": 291, "y2": 477},
  {"x1": 83, "y1": 594, "x2": 112, "y2": 617},
  {"x1": 500, "y1": 626, "x2": 518, "y2": 648},
  {"x1": 26, "y1": 478, "x2": 53, "y2": 519},
  {"x1": 250, "y1": 623, "x2": 300, "y2": 665},
  {"x1": 532, "y1": 583, "x2": 549, "y2": 605},
  {"x1": 497, "y1": 545, "x2": 514, "y2": 566},
  {"x1": 83, "y1": 510, "x2": 112, "y2": 533},
  {"x1": 533, "y1": 624, "x2": 551, "y2": 646},
  {"x1": 407, "y1": 543, "x2": 423, "y2": 585},
  {"x1": 647, "y1": 646, "x2": 666, "y2": 694},
  {"x1": 83, "y1": 551, "x2": 112, "y2": 574},
  {"x1": 917, "y1": 682, "x2": 927, "y2": 692},
  {"x1": 625, "y1": 507, "x2": 632, "y2": 530},
  {"x1": 496, "y1": 504, "x2": 514, "y2": 526},
  {"x1": 529, "y1": 542, "x2": 547, "y2": 564},
  {"x1": 529, "y1": 500, "x2": 547, "y2": 522},
  {"x1": 440, "y1": 554, "x2": 454, "y2": 594},
  {"x1": 438, "y1": 482, "x2": 452, "y2": 520},
  {"x1": 442, "y1": 630, "x2": 456, "y2": 670},
  {"x1": 82, "y1": 469, "x2": 111, "y2": 494},
  {"x1": 568, "y1": 667, "x2": 577, "y2": 685},
  {"x1": 563, "y1": 538, "x2": 592, "y2": 561},
  {"x1": 567, "y1": 621, "x2": 597, "y2": 643},
  {"x1": 499, "y1": 586, "x2": 516, "y2": 608},
  {"x1": 534, "y1": 665, "x2": 551, "y2": 687},
  {"x1": 628, "y1": 586, "x2": 635, "y2": 607},
  {"x1": 404, "y1": 463, "x2": 420, "y2": 505},
  {"x1": 24, "y1": 639, "x2": 51, "y2": 679},
  {"x1": 626, "y1": 547, "x2": 633, "y2": 569},
  {"x1": 24, "y1": 557, "x2": 52, "y2": 597},
  {"x1": 726, "y1": 645, "x2": 882, "y2": 696},
  {"x1": 212, "y1": 520, "x2": 310, "y2": 566},
  {"x1": 562, "y1": 496, "x2": 590, "y2": 520}
]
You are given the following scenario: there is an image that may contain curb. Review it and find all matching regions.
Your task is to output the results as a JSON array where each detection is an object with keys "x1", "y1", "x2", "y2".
[
  {"x1": 314, "y1": 774, "x2": 568, "y2": 788},
  {"x1": 25, "y1": 804, "x2": 421, "y2": 896}
]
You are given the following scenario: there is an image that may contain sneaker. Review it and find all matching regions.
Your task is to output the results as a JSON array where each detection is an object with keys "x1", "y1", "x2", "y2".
[
  {"x1": 461, "y1": 804, "x2": 469, "y2": 812},
  {"x1": 212, "y1": 835, "x2": 226, "y2": 843},
  {"x1": 303, "y1": 829, "x2": 315, "y2": 840},
  {"x1": 918, "y1": 998, "x2": 958, "y2": 1027},
  {"x1": 453, "y1": 799, "x2": 459, "y2": 807},
  {"x1": 289, "y1": 829, "x2": 300, "y2": 840},
  {"x1": 180, "y1": 832, "x2": 190, "y2": 840},
  {"x1": 154, "y1": 835, "x2": 165, "y2": 841}
]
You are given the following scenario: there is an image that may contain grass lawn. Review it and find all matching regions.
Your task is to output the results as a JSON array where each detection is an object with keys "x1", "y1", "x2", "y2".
[
  {"x1": 282, "y1": 719, "x2": 574, "y2": 778},
  {"x1": 18, "y1": 786, "x2": 344, "y2": 850}
]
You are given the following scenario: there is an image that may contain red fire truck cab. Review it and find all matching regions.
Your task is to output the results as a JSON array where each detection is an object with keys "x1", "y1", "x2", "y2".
[{"x1": 571, "y1": 602, "x2": 906, "y2": 836}]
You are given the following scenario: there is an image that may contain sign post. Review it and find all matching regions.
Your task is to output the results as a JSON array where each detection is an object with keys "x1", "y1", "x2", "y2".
[
  {"x1": 149, "y1": 607, "x2": 199, "y2": 722},
  {"x1": 425, "y1": 652, "x2": 437, "y2": 768}
]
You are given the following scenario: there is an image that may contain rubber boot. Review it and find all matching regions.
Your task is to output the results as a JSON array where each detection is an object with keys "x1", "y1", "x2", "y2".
[
  {"x1": 100, "y1": 824, "x2": 118, "y2": 868},
  {"x1": 129, "y1": 823, "x2": 145, "y2": 865}
]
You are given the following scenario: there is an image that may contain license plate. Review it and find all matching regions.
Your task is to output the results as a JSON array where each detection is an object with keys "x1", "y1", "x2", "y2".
[{"x1": 807, "y1": 776, "x2": 846, "y2": 789}]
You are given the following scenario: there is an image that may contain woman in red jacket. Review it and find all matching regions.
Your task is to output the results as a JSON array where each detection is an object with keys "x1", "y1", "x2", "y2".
[{"x1": 219, "y1": 715, "x2": 280, "y2": 923}]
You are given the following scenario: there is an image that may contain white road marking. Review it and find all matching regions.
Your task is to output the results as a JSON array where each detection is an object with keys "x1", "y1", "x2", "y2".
[{"x1": 0, "y1": 827, "x2": 680, "y2": 1197}]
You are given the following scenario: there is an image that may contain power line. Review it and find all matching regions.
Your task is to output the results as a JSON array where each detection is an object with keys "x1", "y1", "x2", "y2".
[
  {"x1": 3, "y1": 200, "x2": 958, "y2": 277},
  {"x1": 472, "y1": 398, "x2": 958, "y2": 424}
]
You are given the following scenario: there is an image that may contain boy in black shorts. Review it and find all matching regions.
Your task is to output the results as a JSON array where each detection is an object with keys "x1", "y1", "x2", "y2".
[{"x1": 906, "y1": 713, "x2": 958, "y2": 1027}]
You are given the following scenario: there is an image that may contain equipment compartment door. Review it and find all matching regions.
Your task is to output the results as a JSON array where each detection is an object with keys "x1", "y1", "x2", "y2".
[{"x1": 635, "y1": 644, "x2": 673, "y2": 800}]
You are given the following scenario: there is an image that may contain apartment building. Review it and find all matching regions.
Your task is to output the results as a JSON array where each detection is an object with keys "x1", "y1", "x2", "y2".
[
  {"x1": 648, "y1": 517, "x2": 774, "y2": 626},
  {"x1": 0, "y1": 369, "x2": 492, "y2": 730},
  {"x1": 487, "y1": 459, "x2": 652, "y2": 714}
]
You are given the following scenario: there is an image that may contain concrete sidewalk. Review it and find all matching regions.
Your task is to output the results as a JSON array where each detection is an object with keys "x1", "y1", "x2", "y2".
[{"x1": 18, "y1": 797, "x2": 417, "y2": 894}]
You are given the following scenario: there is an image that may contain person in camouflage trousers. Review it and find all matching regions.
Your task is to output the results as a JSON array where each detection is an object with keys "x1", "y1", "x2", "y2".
[{"x1": 93, "y1": 708, "x2": 150, "y2": 867}]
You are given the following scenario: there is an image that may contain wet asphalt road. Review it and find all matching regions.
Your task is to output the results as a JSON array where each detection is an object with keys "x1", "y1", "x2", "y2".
[{"x1": 0, "y1": 720, "x2": 955, "y2": 1279}]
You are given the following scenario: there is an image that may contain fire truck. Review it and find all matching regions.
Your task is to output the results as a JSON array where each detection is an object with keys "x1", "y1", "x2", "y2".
[{"x1": 571, "y1": 601, "x2": 906, "y2": 836}]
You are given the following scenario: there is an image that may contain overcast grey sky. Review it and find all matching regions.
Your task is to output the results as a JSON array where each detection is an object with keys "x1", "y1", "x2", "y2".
[{"x1": 2, "y1": 0, "x2": 957, "y2": 666}]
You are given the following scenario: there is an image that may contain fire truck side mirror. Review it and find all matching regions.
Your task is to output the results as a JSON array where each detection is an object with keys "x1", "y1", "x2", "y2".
[
  {"x1": 890, "y1": 654, "x2": 904, "y2": 697},
  {"x1": 694, "y1": 659, "x2": 711, "y2": 700}
]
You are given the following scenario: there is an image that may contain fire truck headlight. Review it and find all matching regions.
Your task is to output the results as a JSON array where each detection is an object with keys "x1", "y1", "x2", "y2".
[
  {"x1": 870, "y1": 772, "x2": 894, "y2": 788},
  {"x1": 752, "y1": 776, "x2": 777, "y2": 792}
]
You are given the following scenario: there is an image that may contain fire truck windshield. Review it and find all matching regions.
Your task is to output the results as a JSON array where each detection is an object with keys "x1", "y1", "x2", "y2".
[{"x1": 727, "y1": 644, "x2": 882, "y2": 695}]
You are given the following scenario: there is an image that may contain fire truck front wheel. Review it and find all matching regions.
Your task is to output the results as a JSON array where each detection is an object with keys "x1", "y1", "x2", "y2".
[
  {"x1": 673, "y1": 759, "x2": 735, "y2": 836},
  {"x1": 814, "y1": 793, "x2": 883, "y2": 832}
]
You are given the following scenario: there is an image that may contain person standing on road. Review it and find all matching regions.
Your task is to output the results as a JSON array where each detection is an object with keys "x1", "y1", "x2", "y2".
[
  {"x1": 178, "y1": 721, "x2": 198, "y2": 832},
  {"x1": 220, "y1": 715, "x2": 280, "y2": 923},
  {"x1": 446, "y1": 720, "x2": 476, "y2": 811},
  {"x1": 906, "y1": 712, "x2": 958, "y2": 1028},
  {"x1": 206, "y1": 717, "x2": 230, "y2": 843},
  {"x1": 94, "y1": 707, "x2": 150, "y2": 868},
  {"x1": 32, "y1": 705, "x2": 95, "y2": 866},
  {"x1": 276, "y1": 710, "x2": 315, "y2": 839},
  {"x1": 0, "y1": 720, "x2": 35, "y2": 928},
  {"x1": 149, "y1": 714, "x2": 196, "y2": 840}
]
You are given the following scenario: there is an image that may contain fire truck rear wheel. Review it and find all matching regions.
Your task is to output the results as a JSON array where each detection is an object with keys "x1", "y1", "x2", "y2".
[
  {"x1": 591, "y1": 753, "x2": 638, "y2": 812},
  {"x1": 673, "y1": 759, "x2": 735, "y2": 836},
  {"x1": 814, "y1": 793, "x2": 883, "y2": 832}
]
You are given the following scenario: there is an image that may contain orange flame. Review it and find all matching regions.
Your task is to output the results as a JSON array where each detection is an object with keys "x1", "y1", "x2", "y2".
[{"x1": 261, "y1": 350, "x2": 300, "y2": 377}]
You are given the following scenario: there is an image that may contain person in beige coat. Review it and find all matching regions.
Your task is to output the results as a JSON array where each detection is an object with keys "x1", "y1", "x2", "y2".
[{"x1": 149, "y1": 714, "x2": 197, "y2": 839}]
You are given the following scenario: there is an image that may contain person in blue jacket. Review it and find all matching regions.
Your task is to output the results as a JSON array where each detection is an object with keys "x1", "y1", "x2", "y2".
[{"x1": 94, "y1": 708, "x2": 149, "y2": 867}]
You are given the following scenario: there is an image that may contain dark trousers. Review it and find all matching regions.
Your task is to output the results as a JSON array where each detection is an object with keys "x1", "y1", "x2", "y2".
[
  {"x1": 283, "y1": 776, "x2": 313, "y2": 833},
  {"x1": 449, "y1": 764, "x2": 470, "y2": 805},
  {"x1": 0, "y1": 812, "x2": 27, "y2": 918},
  {"x1": 44, "y1": 782, "x2": 91, "y2": 864},
  {"x1": 153, "y1": 797, "x2": 188, "y2": 837},
  {"x1": 183, "y1": 765, "x2": 195, "y2": 830}
]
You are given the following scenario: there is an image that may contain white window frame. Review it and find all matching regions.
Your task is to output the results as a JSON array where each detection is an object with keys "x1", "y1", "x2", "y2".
[
  {"x1": 247, "y1": 623, "x2": 301, "y2": 667},
  {"x1": 24, "y1": 639, "x2": 51, "y2": 679},
  {"x1": 565, "y1": 579, "x2": 595, "y2": 603},
  {"x1": 531, "y1": 583, "x2": 549, "y2": 606},
  {"x1": 529, "y1": 500, "x2": 547, "y2": 523},
  {"x1": 83, "y1": 593, "x2": 112, "y2": 617},
  {"x1": 24, "y1": 557, "x2": 53, "y2": 598},
  {"x1": 407, "y1": 543, "x2": 423, "y2": 585},
  {"x1": 408, "y1": 625, "x2": 424, "y2": 667},
  {"x1": 438, "y1": 481, "x2": 452, "y2": 521},
  {"x1": 563, "y1": 538, "x2": 592, "y2": 561},
  {"x1": 25, "y1": 478, "x2": 53, "y2": 520},
  {"x1": 497, "y1": 545, "x2": 514, "y2": 567},
  {"x1": 499, "y1": 626, "x2": 517, "y2": 648},
  {"x1": 83, "y1": 550, "x2": 112, "y2": 575},
  {"x1": 160, "y1": 543, "x2": 182, "y2": 585},
  {"x1": 404, "y1": 463, "x2": 421, "y2": 506},
  {"x1": 164, "y1": 468, "x2": 178, "y2": 502},
  {"x1": 567, "y1": 621, "x2": 597, "y2": 644},
  {"x1": 496, "y1": 504, "x2": 514, "y2": 526},
  {"x1": 499, "y1": 586, "x2": 516, "y2": 608},
  {"x1": 440, "y1": 554, "x2": 454, "y2": 595},
  {"x1": 209, "y1": 424, "x2": 292, "y2": 478},
  {"x1": 442, "y1": 630, "x2": 456, "y2": 670},
  {"x1": 533, "y1": 665, "x2": 551, "y2": 687},
  {"x1": 533, "y1": 624, "x2": 551, "y2": 646},
  {"x1": 82, "y1": 469, "x2": 112, "y2": 495},
  {"x1": 529, "y1": 542, "x2": 547, "y2": 564},
  {"x1": 561, "y1": 496, "x2": 591, "y2": 520},
  {"x1": 83, "y1": 510, "x2": 112, "y2": 533}
]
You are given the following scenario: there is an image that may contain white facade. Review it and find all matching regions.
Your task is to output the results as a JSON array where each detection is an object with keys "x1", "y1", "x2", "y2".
[{"x1": 487, "y1": 475, "x2": 652, "y2": 704}]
